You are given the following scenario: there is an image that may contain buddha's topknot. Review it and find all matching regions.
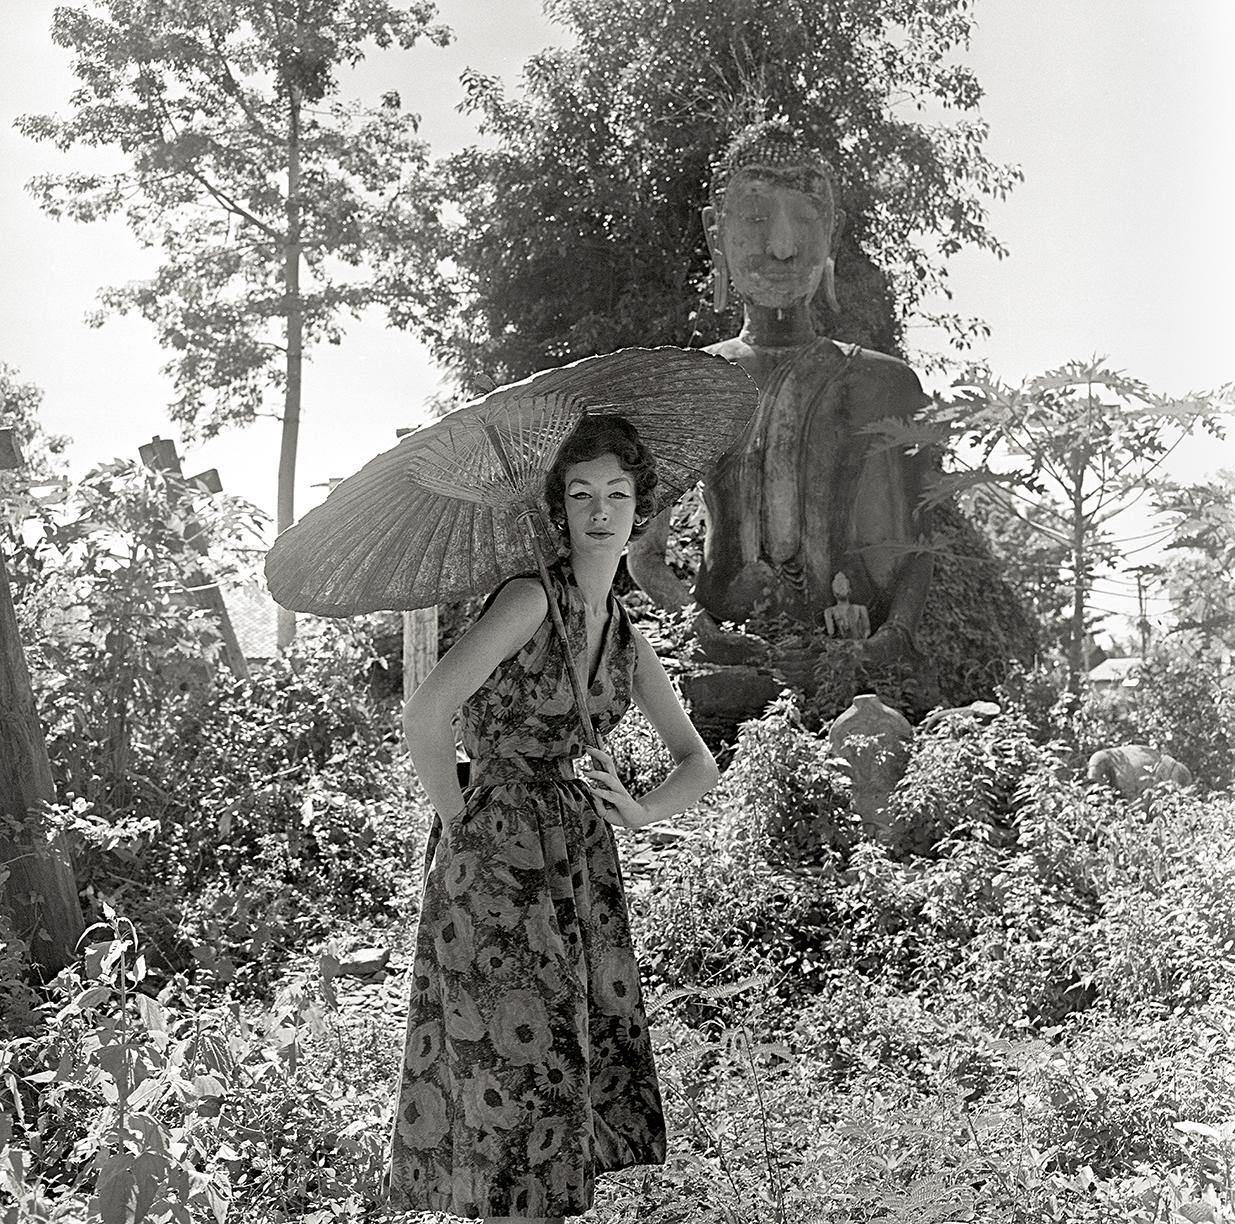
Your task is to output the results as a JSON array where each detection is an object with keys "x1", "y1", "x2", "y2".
[{"x1": 710, "y1": 118, "x2": 837, "y2": 213}]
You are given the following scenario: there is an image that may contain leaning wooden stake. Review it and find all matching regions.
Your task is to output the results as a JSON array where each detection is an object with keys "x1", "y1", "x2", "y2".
[
  {"x1": 138, "y1": 436, "x2": 249, "y2": 680},
  {"x1": 0, "y1": 427, "x2": 84, "y2": 975}
]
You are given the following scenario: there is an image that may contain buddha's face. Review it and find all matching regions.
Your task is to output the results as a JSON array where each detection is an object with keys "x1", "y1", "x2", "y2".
[{"x1": 716, "y1": 171, "x2": 832, "y2": 309}]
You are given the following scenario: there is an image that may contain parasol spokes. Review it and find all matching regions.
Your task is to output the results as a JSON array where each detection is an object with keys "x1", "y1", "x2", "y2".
[{"x1": 404, "y1": 394, "x2": 580, "y2": 506}]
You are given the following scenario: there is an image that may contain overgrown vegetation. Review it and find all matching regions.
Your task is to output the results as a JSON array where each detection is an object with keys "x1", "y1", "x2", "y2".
[{"x1": 6, "y1": 558, "x2": 1234, "y2": 1222}]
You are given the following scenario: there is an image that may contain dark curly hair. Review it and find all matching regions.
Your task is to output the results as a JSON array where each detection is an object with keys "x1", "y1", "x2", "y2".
[{"x1": 543, "y1": 414, "x2": 659, "y2": 541}]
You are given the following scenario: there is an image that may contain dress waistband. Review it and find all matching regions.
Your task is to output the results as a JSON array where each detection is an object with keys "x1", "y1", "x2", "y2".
[{"x1": 469, "y1": 755, "x2": 581, "y2": 788}]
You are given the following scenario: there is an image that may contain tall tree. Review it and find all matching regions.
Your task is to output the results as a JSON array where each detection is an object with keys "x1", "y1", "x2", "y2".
[
  {"x1": 415, "y1": 0, "x2": 1020, "y2": 386},
  {"x1": 19, "y1": 0, "x2": 451, "y2": 645},
  {"x1": 943, "y1": 360, "x2": 1228, "y2": 693}
]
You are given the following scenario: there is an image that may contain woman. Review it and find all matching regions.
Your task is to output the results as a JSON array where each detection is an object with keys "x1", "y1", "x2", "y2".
[{"x1": 388, "y1": 415, "x2": 719, "y2": 1222}]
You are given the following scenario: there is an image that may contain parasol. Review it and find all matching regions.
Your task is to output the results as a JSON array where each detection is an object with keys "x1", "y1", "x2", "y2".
[{"x1": 265, "y1": 346, "x2": 757, "y2": 746}]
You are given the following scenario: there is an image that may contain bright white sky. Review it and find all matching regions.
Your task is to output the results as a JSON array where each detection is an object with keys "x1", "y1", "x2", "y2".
[{"x1": 2, "y1": 0, "x2": 1233, "y2": 631}]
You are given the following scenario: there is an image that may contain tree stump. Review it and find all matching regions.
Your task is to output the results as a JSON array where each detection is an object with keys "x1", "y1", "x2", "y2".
[{"x1": 0, "y1": 437, "x2": 84, "y2": 973}]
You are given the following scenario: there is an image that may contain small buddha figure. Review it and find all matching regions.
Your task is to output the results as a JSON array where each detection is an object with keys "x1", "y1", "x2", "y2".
[
  {"x1": 824, "y1": 571, "x2": 870, "y2": 641},
  {"x1": 628, "y1": 120, "x2": 934, "y2": 665}
]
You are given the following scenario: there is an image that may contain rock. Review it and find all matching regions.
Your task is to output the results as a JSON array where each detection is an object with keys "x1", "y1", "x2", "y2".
[
  {"x1": 336, "y1": 946, "x2": 391, "y2": 978},
  {"x1": 920, "y1": 699, "x2": 1001, "y2": 733},
  {"x1": 827, "y1": 693, "x2": 913, "y2": 840},
  {"x1": 1086, "y1": 745, "x2": 1193, "y2": 801},
  {"x1": 680, "y1": 663, "x2": 782, "y2": 745}
]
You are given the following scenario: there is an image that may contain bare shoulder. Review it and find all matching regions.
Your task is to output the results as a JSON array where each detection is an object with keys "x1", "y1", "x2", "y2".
[
  {"x1": 481, "y1": 576, "x2": 549, "y2": 655},
  {"x1": 488, "y1": 575, "x2": 548, "y2": 619}
]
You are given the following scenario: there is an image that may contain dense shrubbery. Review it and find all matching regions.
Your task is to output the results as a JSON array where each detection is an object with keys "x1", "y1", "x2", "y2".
[
  {"x1": 6, "y1": 455, "x2": 1235, "y2": 1221},
  {"x1": 623, "y1": 685, "x2": 1235, "y2": 1220}
]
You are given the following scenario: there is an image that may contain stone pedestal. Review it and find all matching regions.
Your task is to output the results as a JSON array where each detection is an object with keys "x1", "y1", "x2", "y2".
[
  {"x1": 827, "y1": 693, "x2": 913, "y2": 840},
  {"x1": 680, "y1": 664, "x2": 782, "y2": 745}
]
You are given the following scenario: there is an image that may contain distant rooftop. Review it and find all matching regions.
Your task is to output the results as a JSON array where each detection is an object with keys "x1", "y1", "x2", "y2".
[{"x1": 1087, "y1": 656, "x2": 1141, "y2": 687}]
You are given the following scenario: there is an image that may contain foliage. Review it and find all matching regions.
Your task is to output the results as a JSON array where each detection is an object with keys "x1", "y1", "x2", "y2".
[
  {"x1": 1131, "y1": 648, "x2": 1235, "y2": 793},
  {"x1": 421, "y1": 0, "x2": 1021, "y2": 386},
  {"x1": 716, "y1": 693, "x2": 857, "y2": 866},
  {"x1": 884, "y1": 710, "x2": 1051, "y2": 855},
  {"x1": 607, "y1": 701, "x2": 674, "y2": 797},
  {"x1": 1023, "y1": 645, "x2": 1235, "y2": 792},
  {"x1": 53, "y1": 617, "x2": 417, "y2": 994},
  {"x1": 0, "y1": 366, "x2": 70, "y2": 589},
  {"x1": 19, "y1": 0, "x2": 452, "y2": 620},
  {"x1": 1, "y1": 913, "x2": 392, "y2": 1224},
  {"x1": 8, "y1": 618, "x2": 1235, "y2": 1224},
  {"x1": 1156, "y1": 469, "x2": 1235, "y2": 653},
  {"x1": 0, "y1": 364, "x2": 66, "y2": 470},
  {"x1": 20, "y1": 0, "x2": 449, "y2": 438},
  {"x1": 913, "y1": 499, "x2": 1042, "y2": 707},
  {"x1": 939, "y1": 359, "x2": 1229, "y2": 691},
  {"x1": 961, "y1": 481, "x2": 1073, "y2": 656},
  {"x1": 16, "y1": 458, "x2": 263, "y2": 802}
]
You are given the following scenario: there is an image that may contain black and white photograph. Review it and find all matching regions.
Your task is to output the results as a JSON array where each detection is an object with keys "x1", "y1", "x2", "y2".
[{"x1": 2, "y1": 2, "x2": 1233, "y2": 1221}]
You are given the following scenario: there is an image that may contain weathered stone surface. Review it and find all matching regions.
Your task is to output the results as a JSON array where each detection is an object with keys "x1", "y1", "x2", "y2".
[
  {"x1": 680, "y1": 664, "x2": 781, "y2": 744},
  {"x1": 1086, "y1": 744, "x2": 1193, "y2": 801},
  {"x1": 920, "y1": 700, "x2": 1001, "y2": 733},
  {"x1": 828, "y1": 693, "x2": 913, "y2": 840},
  {"x1": 629, "y1": 120, "x2": 934, "y2": 670},
  {"x1": 337, "y1": 946, "x2": 392, "y2": 978}
]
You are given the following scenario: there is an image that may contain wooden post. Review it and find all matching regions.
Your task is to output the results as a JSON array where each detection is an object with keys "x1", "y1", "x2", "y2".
[
  {"x1": 138, "y1": 436, "x2": 249, "y2": 680},
  {"x1": 393, "y1": 426, "x2": 440, "y2": 701},
  {"x1": 0, "y1": 427, "x2": 84, "y2": 974},
  {"x1": 403, "y1": 607, "x2": 439, "y2": 701}
]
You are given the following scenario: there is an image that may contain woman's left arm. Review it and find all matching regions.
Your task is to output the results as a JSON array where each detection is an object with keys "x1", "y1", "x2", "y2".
[{"x1": 582, "y1": 627, "x2": 719, "y2": 831}]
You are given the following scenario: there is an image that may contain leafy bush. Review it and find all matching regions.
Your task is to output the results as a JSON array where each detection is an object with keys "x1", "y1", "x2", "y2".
[
  {"x1": 1, "y1": 913, "x2": 391, "y2": 1224},
  {"x1": 715, "y1": 693, "x2": 857, "y2": 866},
  {"x1": 885, "y1": 710, "x2": 1053, "y2": 855},
  {"x1": 608, "y1": 699, "x2": 675, "y2": 796},
  {"x1": 1134, "y1": 649, "x2": 1235, "y2": 792},
  {"x1": 27, "y1": 617, "x2": 421, "y2": 997},
  {"x1": 16, "y1": 459, "x2": 262, "y2": 805}
]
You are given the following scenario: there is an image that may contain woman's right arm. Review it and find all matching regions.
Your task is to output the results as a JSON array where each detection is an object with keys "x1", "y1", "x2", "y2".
[{"x1": 402, "y1": 578, "x2": 548, "y2": 822}]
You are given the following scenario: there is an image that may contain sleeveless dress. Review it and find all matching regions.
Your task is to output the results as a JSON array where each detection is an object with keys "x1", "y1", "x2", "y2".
[{"x1": 388, "y1": 558, "x2": 666, "y2": 1218}]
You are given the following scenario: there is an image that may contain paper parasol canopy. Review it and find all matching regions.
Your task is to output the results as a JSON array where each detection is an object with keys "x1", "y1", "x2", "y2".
[{"x1": 265, "y1": 347, "x2": 758, "y2": 617}]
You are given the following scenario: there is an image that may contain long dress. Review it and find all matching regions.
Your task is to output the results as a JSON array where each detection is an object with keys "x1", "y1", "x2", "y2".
[{"x1": 388, "y1": 557, "x2": 666, "y2": 1218}]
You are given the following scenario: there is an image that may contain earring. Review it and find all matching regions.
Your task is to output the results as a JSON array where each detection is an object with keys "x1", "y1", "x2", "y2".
[{"x1": 634, "y1": 514, "x2": 649, "y2": 528}]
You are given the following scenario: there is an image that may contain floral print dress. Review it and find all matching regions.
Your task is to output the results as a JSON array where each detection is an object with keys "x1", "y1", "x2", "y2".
[{"x1": 388, "y1": 558, "x2": 666, "y2": 1219}]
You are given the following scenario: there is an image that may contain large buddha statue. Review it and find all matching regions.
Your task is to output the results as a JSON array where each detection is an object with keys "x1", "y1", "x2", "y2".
[{"x1": 628, "y1": 120, "x2": 935, "y2": 666}]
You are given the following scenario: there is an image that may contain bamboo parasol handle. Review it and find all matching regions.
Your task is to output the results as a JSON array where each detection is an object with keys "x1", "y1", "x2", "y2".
[
  {"x1": 520, "y1": 515, "x2": 601, "y2": 753},
  {"x1": 482, "y1": 421, "x2": 600, "y2": 753}
]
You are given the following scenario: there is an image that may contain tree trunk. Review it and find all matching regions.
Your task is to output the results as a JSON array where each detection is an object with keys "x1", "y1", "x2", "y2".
[
  {"x1": 0, "y1": 548, "x2": 84, "y2": 976},
  {"x1": 1067, "y1": 466, "x2": 1087, "y2": 695},
  {"x1": 276, "y1": 82, "x2": 303, "y2": 650}
]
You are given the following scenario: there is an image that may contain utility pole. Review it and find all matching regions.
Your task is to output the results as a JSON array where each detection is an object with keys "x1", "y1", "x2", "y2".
[
  {"x1": 1130, "y1": 564, "x2": 1156, "y2": 660},
  {"x1": 0, "y1": 427, "x2": 84, "y2": 975}
]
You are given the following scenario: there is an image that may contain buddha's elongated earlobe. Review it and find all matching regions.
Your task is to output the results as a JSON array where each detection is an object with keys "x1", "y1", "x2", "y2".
[
  {"x1": 822, "y1": 256, "x2": 840, "y2": 313},
  {"x1": 702, "y1": 204, "x2": 729, "y2": 313},
  {"x1": 823, "y1": 207, "x2": 847, "y2": 313}
]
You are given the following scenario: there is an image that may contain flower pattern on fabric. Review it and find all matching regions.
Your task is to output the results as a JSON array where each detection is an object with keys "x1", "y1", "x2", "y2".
[{"x1": 387, "y1": 558, "x2": 666, "y2": 1219}]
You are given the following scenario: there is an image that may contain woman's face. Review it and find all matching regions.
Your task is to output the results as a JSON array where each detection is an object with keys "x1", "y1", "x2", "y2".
[{"x1": 561, "y1": 452, "x2": 637, "y2": 555}]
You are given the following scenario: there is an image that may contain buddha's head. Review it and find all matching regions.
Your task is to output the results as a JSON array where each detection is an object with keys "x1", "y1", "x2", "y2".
[
  {"x1": 705, "y1": 120, "x2": 844, "y2": 314},
  {"x1": 831, "y1": 571, "x2": 852, "y2": 601}
]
